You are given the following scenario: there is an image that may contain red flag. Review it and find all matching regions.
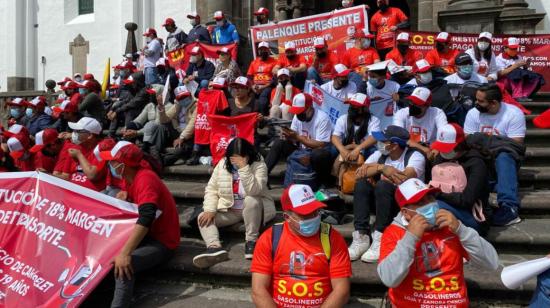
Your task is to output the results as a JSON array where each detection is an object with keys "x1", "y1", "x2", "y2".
[
  {"x1": 208, "y1": 113, "x2": 257, "y2": 165},
  {"x1": 166, "y1": 42, "x2": 238, "y2": 71},
  {"x1": 194, "y1": 89, "x2": 229, "y2": 145}
]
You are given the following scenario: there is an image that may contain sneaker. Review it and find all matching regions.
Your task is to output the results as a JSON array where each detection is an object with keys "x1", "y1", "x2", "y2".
[
  {"x1": 185, "y1": 152, "x2": 200, "y2": 166},
  {"x1": 245, "y1": 241, "x2": 256, "y2": 260},
  {"x1": 348, "y1": 231, "x2": 370, "y2": 261},
  {"x1": 492, "y1": 205, "x2": 521, "y2": 226},
  {"x1": 192, "y1": 247, "x2": 229, "y2": 269},
  {"x1": 361, "y1": 231, "x2": 382, "y2": 263}
]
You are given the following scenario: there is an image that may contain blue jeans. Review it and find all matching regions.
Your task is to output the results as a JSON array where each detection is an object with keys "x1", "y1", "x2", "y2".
[
  {"x1": 144, "y1": 67, "x2": 161, "y2": 85},
  {"x1": 494, "y1": 152, "x2": 520, "y2": 210},
  {"x1": 348, "y1": 72, "x2": 366, "y2": 94},
  {"x1": 438, "y1": 201, "x2": 480, "y2": 232},
  {"x1": 306, "y1": 67, "x2": 329, "y2": 85},
  {"x1": 530, "y1": 268, "x2": 550, "y2": 308}
]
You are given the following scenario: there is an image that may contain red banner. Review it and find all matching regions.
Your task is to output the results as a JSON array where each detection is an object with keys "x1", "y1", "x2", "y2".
[
  {"x1": 0, "y1": 172, "x2": 138, "y2": 307},
  {"x1": 249, "y1": 5, "x2": 368, "y2": 61},
  {"x1": 165, "y1": 42, "x2": 238, "y2": 71},
  {"x1": 194, "y1": 89, "x2": 230, "y2": 145},
  {"x1": 404, "y1": 31, "x2": 550, "y2": 92},
  {"x1": 208, "y1": 113, "x2": 257, "y2": 165}
]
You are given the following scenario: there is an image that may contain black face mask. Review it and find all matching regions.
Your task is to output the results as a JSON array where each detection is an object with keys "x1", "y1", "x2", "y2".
[
  {"x1": 379, "y1": 3, "x2": 389, "y2": 12},
  {"x1": 316, "y1": 51, "x2": 327, "y2": 58},
  {"x1": 280, "y1": 80, "x2": 289, "y2": 87},
  {"x1": 297, "y1": 111, "x2": 312, "y2": 122},
  {"x1": 397, "y1": 45, "x2": 409, "y2": 54},
  {"x1": 409, "y1": 104, "x2": 423, "y2": 117},
  {"x1": 286, "y1": 54, "x2": 296, "y2": 60},
  {"x1": 349, "y1": 107, "x2": 368, "y2": 124},
  {"x1": 256, "y1": 16, "x2": 264, "y2": 23},
  {"x1": 475, "y1": 103, "x2": 490, "y2": 113},
  {"x1": 339, "y1": 79, "x2": 349, "y2": 88},
  {"x1": 260, "y1": 52, "x2": 269, "y2": 60},
  {"x1": 436, "y1": 42, "x2": 445, "y2": 52}
]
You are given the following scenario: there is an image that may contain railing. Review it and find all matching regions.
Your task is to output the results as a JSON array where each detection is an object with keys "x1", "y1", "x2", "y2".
[{"x1": 0, "y1": 90, "x2": 58, "y2": 127}]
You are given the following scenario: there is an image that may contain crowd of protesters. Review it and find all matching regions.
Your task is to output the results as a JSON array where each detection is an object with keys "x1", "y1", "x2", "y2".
[{"x1": 1, "y1": 0, "x2": 548, "y2": 306}]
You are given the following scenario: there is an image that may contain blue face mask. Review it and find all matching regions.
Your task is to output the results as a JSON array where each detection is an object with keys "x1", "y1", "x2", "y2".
[
  {"x1": 415, "y1": 201, "x2": 440, "y2": 226},
  {"x1": 10, "y1": 108, "x2": 21, "y2": 118},
  {"x1": 78, "y1": 88, "x2": 87, "y2": 95},
  {"x1": 25, "y1": 108, "x2": 34, "y2": 118},
  {"x1": 368, "y1": 78, "x2": 380, "y2": 87},
  {"x1": 178, "y1": 97, "x2": 192, "y2": 108},
  {"x1": 109, "y1": 163, "x2": 124, "y2": 179},
  {"x1": 458, "y1": 65, "x2": 473, "y2": 78},
  {"x1": 291, "y1": 215, "x2": 321, "y2": 237}
]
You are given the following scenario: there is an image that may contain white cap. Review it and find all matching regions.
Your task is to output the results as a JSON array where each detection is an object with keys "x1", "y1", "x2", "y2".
[
  {"x1": 214, "y1": 11, "x2": 224, "y2": 20},
  {"x1": 68, "y1": 117, "x2": 102, "y2": 135},
  {"x1": 258, "y1": 41, "x2": 269, "y2": 49},
  {"x1": 313, "y1": 37, "x2": 326, "y2": 48},
  {"x1": 409, "y1": 87, "x2": 432, "y2": 106},
  {"x1": 396, "y1": 32, "x2": 410, "y2": 42},
  {"x1": 284, "y1": 41, "x2": 296, "y2": 50},
  {"x1": 277, "y1": 68, "x2": 290, "y2": 77},
  {"x1": 212, "y1": 76, "x2": 227, "y2": 88},
  {"x1": 190, "y1": 46, "x2": 202, "y2": 55},
  {"x1": 28, "y1": 96, "x2": 46, "y2": 107},
  {"x1": 10, "y1": 98, "x2": 25, "y2": 106},
  {"x1": 479, "y1": 32, "x2": 493, "y2": 40},
  {"x1": 174, "y1": 85, "x2": 191, "y2": 99},
  {"x1": 436, "y1": 32, "x2": 450, "y2": 42},
  {"x1": 187, "y1": 11, "x2": 199, "y2": 19},
  {"x1": 333, "y1": 63, "x2": 351, "y2": 77},
  {"x1": 366, "y1": 60, "x2": 391, "y2": 71},
  {"x1": 347, "y1": 93, "x2": 370, "y2": 107},
  {"x1": 230, "y1": 76, "x2": 250, "y2": 87},
  {"x1": 505, "y1": 37, "x2": 520, "y2": 49},
  {"x1": 395, "y1": 178, "x2": 439, "y2": 208},
  {"x1": 7, "y1": 124, "x2": 24, "y2": 135},
  {"x1": 7, "y1": 137, "x2": 24, "y2": 152},
  {"x1": 414, "y1": 59, "x2": 431, "y2": 73}
]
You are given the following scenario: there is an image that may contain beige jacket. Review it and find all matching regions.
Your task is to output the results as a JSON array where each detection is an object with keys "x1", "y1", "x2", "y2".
[
  {"x1": 157, "y1": 99, "x2": 197, "y2": 140},
  {"x1": 133, "y1": 102, "x2": 173, "y2": 136},
  {"x1": 203, "y1": 158, "x2": 276, "y2": 223}
]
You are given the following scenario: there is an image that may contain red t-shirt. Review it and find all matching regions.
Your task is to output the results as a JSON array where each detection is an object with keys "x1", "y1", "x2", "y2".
[
  {"x1": 277, "y1": 54, "x2": 307, "y2": 69},
  {"x1": 70, "y1": 92, "x2": 83, "y2": 106},
  {"x1": 247, "y1": 57, "x2": 278, "y2": 85},
  {"x1": 342, "y1": 47, "x2": 380, "y2": 73},
  {"x1": 54, "y1": 140, "x2": 78, "y2": 173},
  {"x1": 307, "y1": 53, "x2": 339, "y2": 80},
  {"x1": 379, "y1": 225, "x2": 470, "y2": 308},
  {"x1": 386, "y1": 48, "x2": 423, "y2": 66},
  {"x1": 370, "y1": 8, "x2": 408, "y2": 50},
  {"x1": 270, "y1": 86, "x2": 301, "y2": 106},
  {"x1": 127, "y1": 168, "x2": 180, "y2": 250},
  {"x1": 250, "y1": 222, "x2": 352, "y2": 308},
  {"x1": 63, "y1": 143, "x2": 107, "y2": 191},
  {"x1": 425, "y1": 48, "x2": 459, "y2": 74},
  {"x1": 33, "y1": 151, "x2": 57, "y2": 173},
  {"x1": 14, "y1": 154, "x2": 35, "y2": 171}
]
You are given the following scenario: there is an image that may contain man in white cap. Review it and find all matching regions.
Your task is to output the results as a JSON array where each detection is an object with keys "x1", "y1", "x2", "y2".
[
  {"x1": 386, "y1": 32, "x2": 423, "y2": 67},
  {"x1": 270, "y1": 68, "x2": 301, "y2": 120},
  {"x1": 251, "y1": 184, "x2": 351, "y2": 307},
  {"x1": 366, "y1": 60, "x2": 401, "y2": 130},
  {"x1": 320, "y1": 64, "x2": 357, "y2": 101},
  {"x1": 162, "y1": 17, "x2": 187, "y2": 52},
  {"x1": 254, "y1": 7, "x2": 272, "y2": 25},
  {"x1": 187, "y1": 12, "x2": 212, "y2": 43},
  {"x1": 142, "y1": 28, "x2": 162, "y2": 85},
  {"x1": 23, "y1": 96, "x2": 53, "y2": 136},
  {"x1": 213, "y1": 46, "x2": 241, "y2": 84},
  {"x1": 342, "y1": 28, "x2": 380, "y2": 93},
  {"x1": 184, "y1": 46, "x2": 215, "y2": 95},
  {"x1": 307, "y1": 37, "x2": 340, "y2": 85},
  {"x1": 377, "y1": 178, "x2": 498, "y2": 308},
  {"x1": 272, "y1": 41, "x2": 307, "y2": 90},
  {"x1": 425, "y1": 32, "x2": 459, "y2": 74},
  {"x1": 247, "y1": 41, "x2": 278, "y2": 115},
  {"x1": 6, "y1": 97, "x2": 28, "y2": 125},
  {"x1": 212, "y1": 11, "x2": 239, "y2": 45}
]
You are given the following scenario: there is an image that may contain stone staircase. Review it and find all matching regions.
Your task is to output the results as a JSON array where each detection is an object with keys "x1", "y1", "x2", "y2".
[{"x1": 149, "y1": 100, "x2": 550, "y2": 305}]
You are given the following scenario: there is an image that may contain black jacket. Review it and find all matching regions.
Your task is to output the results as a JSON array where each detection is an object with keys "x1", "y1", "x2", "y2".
[{"x1": 425, "y1": 78, "x2": 454, "y2": 113}]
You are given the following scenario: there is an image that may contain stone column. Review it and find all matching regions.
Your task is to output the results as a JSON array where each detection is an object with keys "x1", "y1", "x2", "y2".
[
  {"x1": 497, "y1": 0, "x2": 545, "y2": 34},
  {"x1": 418, "y1": 0, "x2": 434, "y2": 31},
  {"x1": 69, "y1": 34, "x2": 89, "y2": 77},
  {"x1": 125, "y1": 22, "x2": 138, "y2": 56},
  {"x1": 438, "y1": 0, "x2": 503, "y2": 33}
]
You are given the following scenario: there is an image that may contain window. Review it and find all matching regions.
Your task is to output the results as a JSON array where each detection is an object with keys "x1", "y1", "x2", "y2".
[{"x1": 78, "y1": 0, "x2": 93, "y2": 15}]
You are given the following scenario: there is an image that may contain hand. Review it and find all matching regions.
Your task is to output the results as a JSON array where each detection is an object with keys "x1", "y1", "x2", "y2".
[
  {"x1": 58, "y1": 132, "x2": 72, "y2": 139},
  {"x1": 392, "y1": 93, "x2": 400, "y2": 102},
  {"x1": 107, "y1": 111, "x2": 117, "y2": 121},
  {"x1": 116, "y1": 191, "x2": 128, "y2": 201},
  {"x1": 113, "y1": 254, "x2": 133, "y2": 280},
  {"x1": 123, "y1": 129, "x2": 138, "y2": 139},
  {"x1": 198, "y1": 212, "x2": 216, "y2": 228},
  {"x1": 381, "y1": 166, "x2": 408, "y2": 184},
  {"x1": 230, "y1": 155, "x2": 248, "y2": 169},
  {"x1": 347, "y1": 148, "x2": 361, "y2": 161},
  {"x1": 281, "y1": 127, "x2": 298, "y2": 141},
  {"x1": 256, "y1": 113, "x2": 264, "y2": 122},
  {"x1": 427, "y1": 149, "x2": 439, "y2": 162},
  {"x1": 435, "y1": 209, "x2": 460, "y2": 233},
  {"x1": 68, "y1": 148, "x2": 81, "y2": 159},
  {"x1": 516, "y1": 60, "x2": 528, "y2": 67},
  {"x1": 390, "y1": 26, "x2": 397, "y2": 31},
  {"x1": 339, "y1": 149, "x2": 350, "y2": 161},
  {"x1": 173, "y1": 138, "x2": 184, "y2": 148},
  {"x1": 407, "y1": 214, "x2": 430, "y2": 238},
  {"x1": 355, "y1": 164, "x2": 369, "y2": 179}
]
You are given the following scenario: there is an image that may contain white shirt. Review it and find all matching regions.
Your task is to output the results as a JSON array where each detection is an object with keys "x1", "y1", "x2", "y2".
[
  {"x1": 321, "y1": 81, "x2": 357, "y2": 101},
  {"x1": 393, "y1": 107, "x2": 448, "y2": 144},
  {"x1": 367, "y1": 79, "x2": 401, "y2": 130},
  {"x1": 365, "y1": 149, "x2": 426, "y2": 181},
  {"x1": 463, "y1": 102, "x2": 526, "y2": 138},
  {"x1": 495, "y1": 53, "x2": 524, "y2": 72},
  {"x1": 231, "y1": 171, "x2": 245, "y2": 210},
  {"x1": 332, "y1": 114, "x2": 381, "y2": 142},
  {"x1": 143, "y1": 39, "x2": 162, "y2": 68},
  {"x1": 465, "y1": 48, "x2": 498, "y2": 80},
  {"x1": 291, "y1": 109, "x2": 333, "y2": 149},
  {"x1": 444, "y1": 73, "x2": 488, "y2": 99}
]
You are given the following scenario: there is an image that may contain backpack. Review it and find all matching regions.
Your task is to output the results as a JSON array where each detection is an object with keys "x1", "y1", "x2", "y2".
[
  {"x1": 429, "y1": 162, "x2": 467, "y2": 193},
  {"x1": 284, "y1": 149, "x2": 318, "y2": 191},
  {"x1": 449, "y1": 81, "x2": 484, "y2": 126},
  {"x1": 332, "y1": 154, "x2": 365, "y2": 194},
  {"x1": 271, "y1": 222, "x2": 332, "y2": 261}
]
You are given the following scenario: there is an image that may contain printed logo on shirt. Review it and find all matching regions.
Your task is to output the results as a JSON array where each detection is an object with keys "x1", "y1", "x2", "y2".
[
  {"x1": 301, "y1": 130, "x2": 311, "y2": 138},
  {"x1": 410, "y1": 126, "x2": 428, "y2": 143},
  {"x1": 481, "y1": 126, "x2": 500, "y2": 136}
]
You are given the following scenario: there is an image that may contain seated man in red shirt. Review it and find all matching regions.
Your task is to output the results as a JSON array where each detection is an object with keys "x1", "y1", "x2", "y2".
[
  {"x1": 378, "y1": 178, "x2": 499, "y2": 308},
  {"x1": 247, "y1": 41, "x2": 278, "y2": 115},
  {"x1": 5, "y1": 126, "x2": 34, "y2": 172},
  {"x1": 251, "y1": 184, "x2": 351, "y2": 308},
  {"x1": 425, "y1": 32, "x2": 459, "y2": 75},
  {"x1": 306, "y1": 37, "x2": 339, "y2": 85},
  {"x1": 272, "y1": 41, "x2": 308, "y2": 90},
  {"x1": 370, "y1": 0, "x2": 409, "y2": 60},
  {"x1": 386, "y1": 32, "x2": 423, "y2": 66},
  {"x1": 343, "y1": 28, "x2": 380, "y2": 93},
  {"x1": 30, "y1": 128, "x2": 64, "y2": 174},
  {"x1": 100, "y1": 141, "x2": 180, "y2": 308}
]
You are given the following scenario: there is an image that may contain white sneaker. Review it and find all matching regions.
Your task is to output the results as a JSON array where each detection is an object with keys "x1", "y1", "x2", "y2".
[
  {"x1": 348, "y1": 231, "x2": 371, "y2": 261},
  {"x1": 361, "y1": 231, "x2": 382, "y2": 263}
]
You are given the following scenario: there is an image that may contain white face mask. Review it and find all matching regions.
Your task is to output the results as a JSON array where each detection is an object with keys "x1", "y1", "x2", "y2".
[
  {"x1": 362, "y1": 39, "x2": 371, "y2": 49},
  {"x1": 190, "y1": 19, "x2": 197, "y2": 26},
  {"x1": 377, "y1": 141, "x2": 390, "y2": 155},
  {"x1": 189, "y1": 56, "x2": 198, "y2": 63},
  {"x1": 71, "y1": 132, "x2": 82, "y2": 145},
  {"x1": 145, "y1": 37, "x2": 152, "y2": 43},
  {"x1": 477, "y1": 41, "x2": 490, "y2": 51},
  {"x1": 418, "y1": 72, "x2": 433, "y2": 85}
]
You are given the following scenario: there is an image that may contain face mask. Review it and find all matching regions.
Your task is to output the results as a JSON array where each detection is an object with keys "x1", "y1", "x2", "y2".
[
  {"x1": 178, "y1": 97, "x2": 192, "y2": 108},
  {"x1": 397, "y1": 45, "x2": 409, "y2": 54},
  {"x1": 78, "y1": 88, "x2": 87, "y2": 95},
  {"x1": 10, "y1": 108, "x2": 21, "y2": 118},
  {"x1": 25, "y1": 108, "x2": 34, "y2": 118},
  {"x1": 379, "y1": 3, "x2": 388, "y2": 12},
  {"x1": 145, "y1": 37, "x2": 152, "y2": 43},
  {"x1": 436, "y1": 42, "x2": 445, "y2": 52},
  {"x1": 340, "y1": 79, "x2": 349, "y2": 88},
  {"x1": 286, "y1": 54, "x2": 296, "y2": 60},
  {"x1": 368, "y1": 78, "x2": 380, "y2": 87},
  {"x1": 216, "y1": 20, "x2": 224, "y2": 27},
  {"x1": 362, "y1": 39, "x2": 371, "y2": 49},
  {"x1": 231, "y1": 164, "x2": 239, "y2": 171},
  {"x1": 478, "y1": 41, "x2": 490, "y2": 51},
  {"x1": 260, "y1": 51, "x2": 269, "y2": 60},
  {"x1": 458, "y1": 65, "x2": 473, "y2": 79},
  {"x1": 190, "y1": 19, "x2": 197, "y2": 26},
  {"x1": 415, "y1": 202, "x2": 440, "y2": 226},
  {"x1": 71, "y1": 132, "x2": 82, "y2": 145},
  {"x1": 291, "y1": 215, "x2": 321, "y2": 237},
  {"x1": 256, "y1": 16, "x2": 264, "y2": 23},
  {"x1": 409, "y1": 104, "x2": 423, "y2": 117},
  {"x1": 316, "y1": 51, "x2": 327, "y2": 58},
  {"x1": 377, "y1": 141, "x2": 390, "y2": 155},
  {"x1": 189, "y1": 56, "x2": 198, "y2": 63},
  {"x1": 297, "y1": 112, "x2": 309, "y2": 122},
  {"x1": 109, "y1": 163, "x2": 124, "y2": 179},
  {"x1": 417, "y1": 72, "x2": 432, "y2": 85},
  {"x1": 280, "y1": 80, "x2": 289, "y2": 87},
  {"x1": 475, "y1": 103, "x2": 489, "y2": 113},
  {"x1": 440, "y1": 150, "x2": 458, "y2": 160}
]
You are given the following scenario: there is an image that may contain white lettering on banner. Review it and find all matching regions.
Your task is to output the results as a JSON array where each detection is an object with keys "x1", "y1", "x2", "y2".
[
  {"x1": 64, "y1": 208, "x2": 114, "y2": 238},
  {"x1": 0, "y1": 189, "x2": 49, "y2": 209},
  {"x1": 195, "y1": 114, "x2": 211, "y2": 130},
  {"x1": 0, "y1": 210, "x2": 65, "y2": 246},
  {"x1": 0, "y1": 249, "x2": 55, "y2": 297},
  {"x1": 306, "y1": 13, "x2": 361, "y2": 32}
]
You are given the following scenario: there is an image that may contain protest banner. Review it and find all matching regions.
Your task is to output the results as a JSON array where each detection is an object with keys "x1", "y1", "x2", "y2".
[
  {"x1": 165, "y1": 42, "x2": 238, "y2": 71},
  {"x1": 249, "y1": 5, "x2": 368, "y2": 60},
  {"x1": 304, "y1": 80, "x2": 348, "y2": 125},
  {"x1": 403, "y1": 31, "x2": 550, "y2": 92},
  {"x1": 194, "y1": 89, "x2": 230, "y2": 145},
  {"x1": 0, "y1": 172, "x2": 139, "y2": 307},
  {"x1": 208, "y1": 113, "x2": 257, "y2": 165}
]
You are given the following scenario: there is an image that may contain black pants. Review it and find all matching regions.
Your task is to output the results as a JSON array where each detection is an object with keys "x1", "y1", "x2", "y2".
[
  {"x1": 162, "y1": 139, "x2": 193, "y2": 166},
  {"x1": 353, "y1": 179, "x2": 399, "y2": 233},
  {"x1": 265, "y1": 138, "x2": 297, "y2": 174},
  {"x1": 257, "y1": 86, "x2": 274, "y2": 116},
  {"x1": 310, "y1": 146, "x2": 335, "y2": 186},
  {"x1": 377, "y1": 48, "x2": 393, "y2": 61},
  {"x1": 149, "y1": 123, "x2": 180, "y2": 152}
]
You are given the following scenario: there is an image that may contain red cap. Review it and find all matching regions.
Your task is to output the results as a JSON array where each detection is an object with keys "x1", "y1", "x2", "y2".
[
  {"x1": 346, "y1": 93, "x2": 370, "y2": 108},
  {"x1": 7, "y1": 137, "x2": 29, "y2": 160},
  {"x1": 77, "y1": 80, "x2": 94, "y2": 89},
  {"x1": 413, "y1": 59, "x2": 432, "y2": 73},
  {"x1": 430, "y1": 123, "x2": 465, "y2": 153},
  {"x1": 289, "y1": 93, "x2": 313, "y2": 115},
  {"x1": 6, "y1": 98, "x2": 27, "y2": 107},
  {"x1": 395, "y1": 178, "x2": 440, "y2": 208},
  {"x1": 436, "y1": 32, "x2": 450, "y2": 43},
  {"x1": 93, "y1": 138, "x2": 117, "y2": 162},
  {"x1": 100, "y1": 141, "x2": 144, "y2": 167},
  {"x1": 174, "y1": 85, "x2": 191, "y2": 100},
  {"x1": 57, "y1": 77, "x2": 72, "y2": 85},
  {"x1": 533, "y1": 108, "x2": 550, "y2": 129},
  {"x1": 3, "y1": 124, "x2": 29, "y2": 139},
  {"x1": 30, "y1": 128, "x2": 58, "y2": 153},
  {"x1": 27, "y1": 96, "x2": 47, "y2": 108},
  {"x1": 333, "y1": 64, "x2": 351, "y2": 77},
  {"x1": 281, "y1": 184, "x2": 326, "y2": 215},
  {"x1": 63, "y1": 81, "x2": 80, "y2": 90},
  {"x1": 254, "y1": 7, "x2": 269, "y2": 16},
  {"x1": 143, "y1": 28, "x2": 157, "y2": 37},
  {"x1": 355, "y1": 28, "x2": 375, "y2": 39},
  {"x1": 114, "y1": 60, "x2": 135, "y2": 70},
  {"x1": 189, "y1": 46, "x2": 202, "y2": 55},
  {"x1": 162, "y1": 18, "x2": 175, "y2": 27},
  {"x1": 217, "y1": 46, "x2": 230, "y2": 54},
  {"x1": 146, "y1": 88, "x2": 156, "y2": 95},
  {"x1": 122, "y1": 75, "x2": 135, "y2": 85},
  {"x1": 83, "y1": 73, "x2": 94, "y2": 80},
  {"x1": 213, "y1": 11, "x2": 225, "y2": 20},
  {"x1": 211, "y1": 77, "x2": 227, "y2": 89},
  {"x1": 504, "y1": 37, "x2": 520, "y2": 49},
  {"x1": 230, "y1": 76, "x2": 251, "y2": 88},
  {"x1": 408, "y1": 87, "x2": 432, "y2": 107}
]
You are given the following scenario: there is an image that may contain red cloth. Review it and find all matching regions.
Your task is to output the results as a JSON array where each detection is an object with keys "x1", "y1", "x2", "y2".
[
  {"x1": 370, "y1": 7, "x2": 408, "y2": 50},
  {"x1": 277, "y1": 54, "x2": 307, "y2": 69},
  {"x1": 342, "y1": 47, "x2": 380, "y2": 73},
  {"x1": 33, "y1": 151, "x2": 57, "y2": 173},
  {"x1": 379, "y1": 225, "x2": 469, "y2": 308},
  {"x1": 496, "y1": 82, "x2": 532, "y2": 115},
  {"x1": 386, "y1": 48, "x2": 423, "y2": 66},
  {"x1": 127, "y1": 168, "x2": 181, "y2": 250},
  {"x1": 54, "y1": 140, "x2": 78, "y2": 173},
  {"x1": 70, "y1": 92, "x2": 83, "y2": 106},
  {"x1": 250, "y1": 222, "x2": 352, "y2": 308},
  {"x1": 63, "y1": 143, "x2": 107, "y2": 191},
  {"x1": 534, "y1": 108, "x2": 550, "y2": 128},
  {"x1": 208, "y1": 113, "x2": 257, "y2": 165},
  {"x1": 194, "y1": 89, "x2": 229, "y2": 145},
  {"x1": 14, "y1": 154, "x2": 35, "y2": 171},
  {"x1": 247, "y1": 57, "x2": 278, "y2": 85},
  {"x1": 425, "y1": 48, "x2": 459, "y2": 74}
]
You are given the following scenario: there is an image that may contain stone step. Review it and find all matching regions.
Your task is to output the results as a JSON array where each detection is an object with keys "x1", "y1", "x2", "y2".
[
  {"x1": 523, "y1": 147, "x2": 550, "y2": 166},
  {"x1": 525, "y1": 129, "x2": 550, "y2": 147},
  {"x1": 153, "y1": 237, "x2": 539, "y2": 303},
  {"x1": 521, "y1": 101, "x2": 550, "y2": 115}
]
